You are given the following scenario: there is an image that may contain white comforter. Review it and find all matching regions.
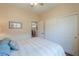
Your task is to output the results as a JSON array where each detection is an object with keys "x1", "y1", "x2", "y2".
[{"x1": 10, "y1": 37, "x2": 65, "y2": 56}]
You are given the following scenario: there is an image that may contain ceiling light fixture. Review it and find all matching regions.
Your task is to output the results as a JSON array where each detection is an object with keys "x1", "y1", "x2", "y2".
[
  {"x1": 30, "y1": 3, "x2": 44, "y2": 7},
  {"x1": 30, "y1": 3, "x2": 38, "y2": 7}
]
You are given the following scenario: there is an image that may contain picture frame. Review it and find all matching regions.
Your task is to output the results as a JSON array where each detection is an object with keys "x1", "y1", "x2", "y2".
[{"x1": 9, "y1": 21, "x2": 22, "y2": 29}]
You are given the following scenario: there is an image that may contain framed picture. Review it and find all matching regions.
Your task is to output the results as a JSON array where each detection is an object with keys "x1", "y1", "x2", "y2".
[{"x1": 9, "y1": 21, "x2": 22, "y2": 29}]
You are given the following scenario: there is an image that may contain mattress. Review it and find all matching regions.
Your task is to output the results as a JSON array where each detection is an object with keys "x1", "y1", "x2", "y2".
[{"x1": 10, "y1": 37, "x2": 65, "y2": 56}]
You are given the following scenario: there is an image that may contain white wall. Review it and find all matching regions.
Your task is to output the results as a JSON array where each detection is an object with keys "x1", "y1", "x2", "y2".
[{"x1": 38, "y1": 20, "x2": 45, "y2": 38}]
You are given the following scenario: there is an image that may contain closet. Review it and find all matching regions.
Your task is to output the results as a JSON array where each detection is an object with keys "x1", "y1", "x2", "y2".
[{"x1": 45, "y1": 14, "x2": 79, "y2": 55}]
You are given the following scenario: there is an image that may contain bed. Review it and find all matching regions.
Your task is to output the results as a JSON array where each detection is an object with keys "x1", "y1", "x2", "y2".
[{"x1": 9, "y1": 37, "x2": 65, "y2": 56}]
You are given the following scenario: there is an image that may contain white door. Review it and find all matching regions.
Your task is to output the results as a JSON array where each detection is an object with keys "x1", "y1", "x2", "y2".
[
  {"x1": 45, "y1": 14, "x2": 78, "y2": 55},
  {"x1": 38, "y1": 20, "x2": 45, "y2": 38}
]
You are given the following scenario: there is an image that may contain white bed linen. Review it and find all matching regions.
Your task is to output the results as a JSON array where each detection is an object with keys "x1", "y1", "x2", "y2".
[{"x1": 10, "y1": 37, "x2": 65, "y2": 56}]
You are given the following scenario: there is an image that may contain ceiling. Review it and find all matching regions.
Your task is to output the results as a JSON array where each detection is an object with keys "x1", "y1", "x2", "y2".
[{"x1": 14, "y1": 3, "x2": 59, "y2": 15}]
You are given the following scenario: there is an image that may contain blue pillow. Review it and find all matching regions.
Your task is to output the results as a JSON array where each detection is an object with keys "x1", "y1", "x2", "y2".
[
  {"x1": 0, "y1": 37, "x2": 18, "y2": 56},
  {"x1": 0, "y1": 38, "x2": 11, "y2": 55},
  {"x1": 0, "y1": 37, "x2": 17, "y2": 50},
  {"x1": 9, "y1": 40, "x2": 18, "y2": 51},
  {"x1": 0, "y1": 44, "x2": 11, "y2": 53},
  {"x1": 0, "y1": 38, "x2": 11, "y2": 45}
]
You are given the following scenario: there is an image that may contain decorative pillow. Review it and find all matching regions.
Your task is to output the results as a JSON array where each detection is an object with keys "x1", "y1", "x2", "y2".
[
  {"x1": 9, "y1": 40, "x2": 18, "y2": 51},
  {"x1": 0, "y1": 37, "x2": 18, "y2": 56},
  {"x1": 0, "y1": 38, "x2": 11, "y2": 45},
  {"x1": 0, "y1": 43, "x2": 11, "y2": 55},
  {"x1": 0, "y1": 37, "x2": 11, "y2": 55}
]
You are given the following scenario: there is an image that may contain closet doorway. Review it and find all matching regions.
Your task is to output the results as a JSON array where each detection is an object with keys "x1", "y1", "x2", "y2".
[{"x1": 31, "y1": 21, "x2": 38, "y2": 37}]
